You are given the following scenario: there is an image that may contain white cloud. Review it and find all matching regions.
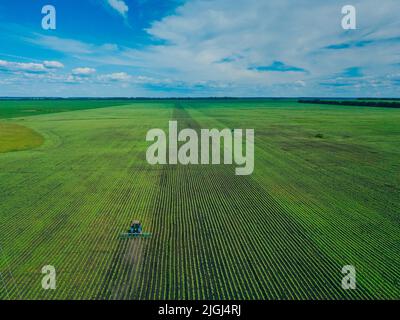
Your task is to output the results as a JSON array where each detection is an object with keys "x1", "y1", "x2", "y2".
[
  {"x1": 0, "y1": 59, "x2": 65, "y2": 73},
  {"x1": 106, "y1": 0, "x2": 129, "y2": 17},
  {"x1": 295, "y1": 80, "x2": 306, "y2": 87},
  {"x1": 43, "y1": 60, "x2": 64, "y2": 69},
  {"x1": 72, "y1": 67, "x2": 96, "y2": 76},
  {"x1": 0, "y1": 60, "x2": 46, "y2": 73},
  {"x1": 135, "y1": 0, "x2": 400, "y2": 95},
  {"x1": 7, "y1": 0, "x2": 400, "y2": 96},
  {"x1": 27, "y1": 34, "x2": 93, "y2": 54},
  {"x1": 99, "y1": 72, "x2": 131, "y2": 81}
]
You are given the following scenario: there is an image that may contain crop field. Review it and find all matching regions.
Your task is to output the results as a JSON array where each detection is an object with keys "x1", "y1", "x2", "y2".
[{"x1": 0, "y1": 99, "x2": 399, "y2": 300}]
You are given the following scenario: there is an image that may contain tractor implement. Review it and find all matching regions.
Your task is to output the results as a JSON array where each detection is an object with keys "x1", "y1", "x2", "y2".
[
  {"x1": 120, "y1": 220, "x2": 152, "y2": 239},
  {"x1": 119, "y1": 232, "x2": 152, "y2": 239}
]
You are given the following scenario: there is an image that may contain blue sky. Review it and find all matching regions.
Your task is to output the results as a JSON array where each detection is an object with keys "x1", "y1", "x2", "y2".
[{"x1": 0, "y1": 0, "x2": 399, "y2": 97}]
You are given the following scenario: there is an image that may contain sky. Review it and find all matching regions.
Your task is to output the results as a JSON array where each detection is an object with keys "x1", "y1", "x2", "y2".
[{"x1": 0, "y1": 0, "x2": 399, "y2": 97}]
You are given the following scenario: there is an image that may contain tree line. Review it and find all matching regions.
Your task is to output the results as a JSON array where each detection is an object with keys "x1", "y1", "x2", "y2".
[{"x1": 298, "y1": 99, "x2": 400, "y2": 108}]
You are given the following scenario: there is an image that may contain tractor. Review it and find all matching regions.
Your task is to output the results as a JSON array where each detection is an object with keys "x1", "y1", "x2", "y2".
[
  {"x1": 120, "y1": 220, "x2": 152, "y2": 239},
  {"x1": 130, "y1": 220, "x2": 142, "y2": 234}
]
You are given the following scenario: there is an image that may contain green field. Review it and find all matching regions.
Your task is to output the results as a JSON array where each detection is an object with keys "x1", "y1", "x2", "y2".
[
  {"x1": 0, "y1": 99, "x2": 134, "y2": 119},
  {"x1": 0, "y1": 123, "x2": 44, "y2": 153},
  {"x1": 0, "y1": 99, "x2": 399, "y2": 300}
]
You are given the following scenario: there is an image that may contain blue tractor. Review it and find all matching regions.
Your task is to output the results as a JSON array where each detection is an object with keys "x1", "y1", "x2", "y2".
[
  {"x1": 120, "y1": 220, "x2": 152, "y2": 239},
  {"x1": 129, "y1": 220, "x2": 142, "y2": 234}
]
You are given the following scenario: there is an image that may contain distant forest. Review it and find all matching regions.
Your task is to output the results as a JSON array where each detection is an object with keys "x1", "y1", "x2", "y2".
[{"x1": 298, "y1": 99, "x2": 400, "y2": 108}]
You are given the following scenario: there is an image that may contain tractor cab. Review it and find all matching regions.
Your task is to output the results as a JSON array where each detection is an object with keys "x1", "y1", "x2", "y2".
[{"x1": 129, "y1": 220, "x2": 143, "y2": 234}]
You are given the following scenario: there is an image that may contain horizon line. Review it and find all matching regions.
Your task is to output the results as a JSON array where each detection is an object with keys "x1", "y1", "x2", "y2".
[{"x1": 1, "y1": 96, "x2": 400, "y2": 100}]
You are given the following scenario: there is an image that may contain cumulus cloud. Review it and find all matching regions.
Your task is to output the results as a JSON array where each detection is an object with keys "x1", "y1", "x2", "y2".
[
  {"x1": 0, "y1": 59, "x2": 64, "y2": 73},
  {"x1": 0, "y1": 60, "x2": 45, "y2": 73},
  {"x1": 72, "y1": 67, "x2": 96, "y2": 76},
  {"x1": 6, "y1": 0, "x2": 400, "y2": 96},
  {"x1": 99, "y1": 72, "x2": 131, "y2": 81},
  {"x1": 43, "y1": 60, "x2": 64, "y2": 69},
  {"x1": 135, "y1": 0, "x2": 400, "y2": 95}
]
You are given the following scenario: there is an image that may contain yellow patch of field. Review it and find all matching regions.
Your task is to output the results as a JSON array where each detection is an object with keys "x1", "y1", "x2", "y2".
[{"x1": 0, "y1": 122, "x2": 44, "y2": 153}]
